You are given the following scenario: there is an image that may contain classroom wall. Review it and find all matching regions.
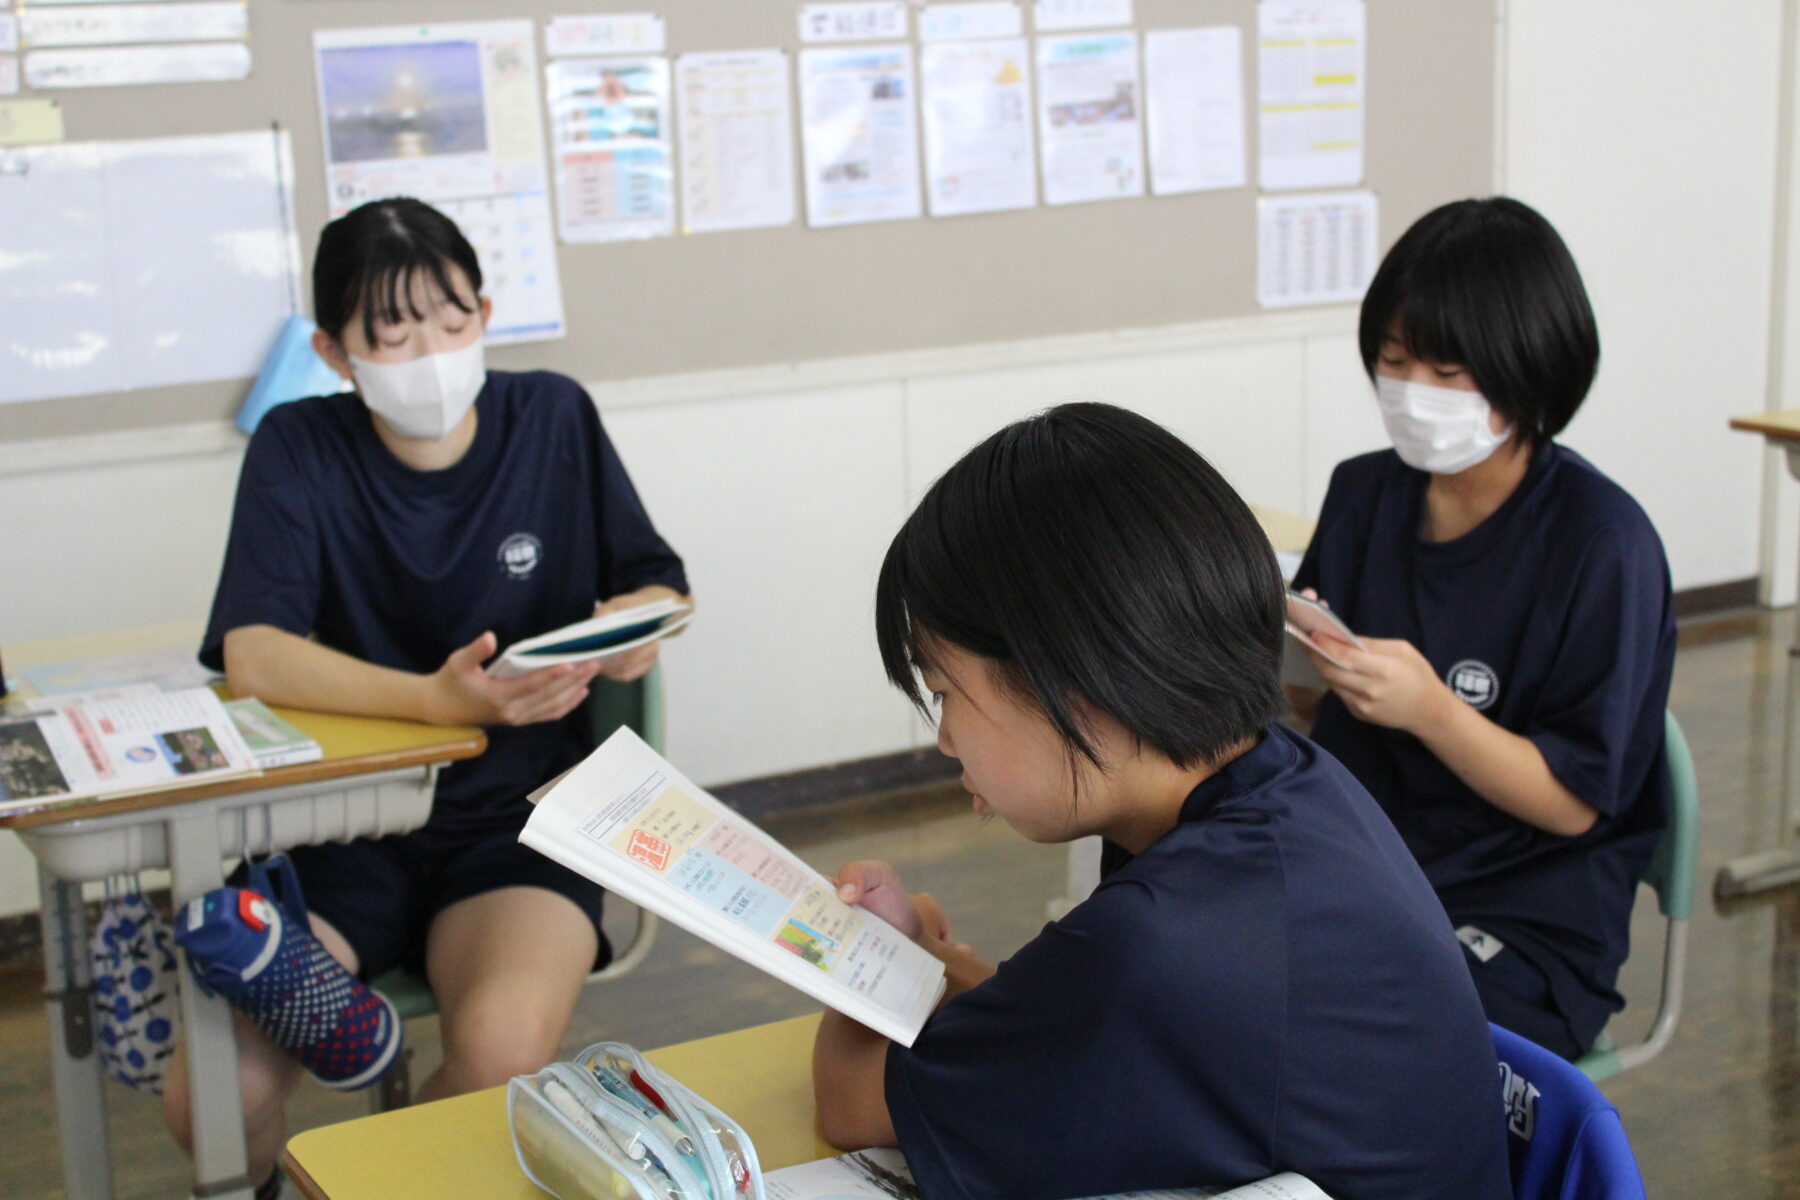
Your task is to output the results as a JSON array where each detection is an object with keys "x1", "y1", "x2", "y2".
[{"x1": 0, "y1": 0, "x2": 1786, "y2": 918}]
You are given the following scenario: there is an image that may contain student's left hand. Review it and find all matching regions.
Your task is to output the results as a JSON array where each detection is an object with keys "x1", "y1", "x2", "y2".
[
  {"x1": 1307, "y1": 636, "x2": 1455, "y2": 737},
  {"x1": 834, "y1": 861, "x2": 964, "y2": 950},
  {"x1": 591, "y1": 586, "x2": 690, "y2": 683}
]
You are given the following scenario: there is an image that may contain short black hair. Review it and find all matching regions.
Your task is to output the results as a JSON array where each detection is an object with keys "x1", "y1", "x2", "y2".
[
  {"x1": 312, "y1": 197, "x2": 482, "y2": 347},
  {"x1": 875, "y1": 402, "x2": 1285, "y2": 773},
  {"x1": 1360, "y1": 196, "x2": 1600, "y2": 445}
]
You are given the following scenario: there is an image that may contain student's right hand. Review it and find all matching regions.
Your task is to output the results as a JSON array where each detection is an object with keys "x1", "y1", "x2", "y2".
[{"x1": 422, "y1": 632, "x2": 603, "y2": 727}]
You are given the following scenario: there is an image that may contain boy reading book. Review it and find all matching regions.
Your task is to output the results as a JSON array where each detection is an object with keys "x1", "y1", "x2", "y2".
[{"x1": 812, "y1": 403, "x2": 1510, "y2": 1200}]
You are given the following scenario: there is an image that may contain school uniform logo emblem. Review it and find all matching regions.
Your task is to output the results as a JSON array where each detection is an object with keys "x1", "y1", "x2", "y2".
[
  {"x1": 497, "y1": 533, "x2": 542, "y2": 580},
  {"x1": 1497, "y1": 1061, "x2": 1540, "y2": 1141},
  {"x1": 1446, "y1": 659, "x2": 1500, "y2": 711}
]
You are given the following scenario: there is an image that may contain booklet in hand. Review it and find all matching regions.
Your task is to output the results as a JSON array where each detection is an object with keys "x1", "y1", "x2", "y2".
[
  {"x1": 521, "y1": 728, "x2": 947, "y2": 1046},
  {"x1": 489, "y1": 598, "x2": 692, "y2": 680},
  {"x1": 1284, "y1": 590, "x2": 1362, "y2": 670}
]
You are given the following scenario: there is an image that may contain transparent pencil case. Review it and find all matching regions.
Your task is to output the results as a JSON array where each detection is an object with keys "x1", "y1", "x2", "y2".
[{"x1": 509, "y1": 1041, "x2": 766, "y2": 1200}]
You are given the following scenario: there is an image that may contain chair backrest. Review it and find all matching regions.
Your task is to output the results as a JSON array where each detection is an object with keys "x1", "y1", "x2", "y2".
[
  {"x1": 1642, "y1": 710, "x2": 1699, "y2": 922},
  {"x1": 1491, "y1": 1023, "x2": 1647, "y2": 1200},
  {"x1": 587, "y1": 662, "x2": 665, "y2": 754}
]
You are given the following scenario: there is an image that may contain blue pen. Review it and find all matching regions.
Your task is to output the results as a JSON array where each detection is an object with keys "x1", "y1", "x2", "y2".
[{"x1": 595, "y1": 1066, "x2": 699, "y2": 1156}]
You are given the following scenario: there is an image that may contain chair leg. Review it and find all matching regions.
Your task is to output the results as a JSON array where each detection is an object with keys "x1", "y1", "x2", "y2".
[{"x1": 371, "y1": 1044, "x2": 413, "y2": 1113}]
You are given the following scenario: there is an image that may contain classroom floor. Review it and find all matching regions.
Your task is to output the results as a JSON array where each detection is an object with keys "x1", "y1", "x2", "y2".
[{"x1": 3, "y1": 605, "x2": 1799, "y2": 1197}]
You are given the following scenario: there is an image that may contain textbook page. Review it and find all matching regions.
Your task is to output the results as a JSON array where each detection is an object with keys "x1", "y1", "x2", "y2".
[
  {"x1": 0, "y1": 688, "x2": 259, "y2": 814},
  {"x1": 764, "y1": 1148, "x2": 1332, "y2": 1199},
  {"x1": 521, "y1": 728, "x2": 946, "y2": 1046}
]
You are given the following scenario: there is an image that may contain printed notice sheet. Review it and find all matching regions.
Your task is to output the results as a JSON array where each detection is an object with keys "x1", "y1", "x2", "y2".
[
  {"x1": 764, "y1": 1147, "x2": 1332, "y2": 1200},
  {"x1": 1146, "y1": 27, "x2": 1245, "y2": 195},
  {"x1": 918, "y1": 2, "x2": 1022, "y2": 43},
  {"x1": 674, "y1": 49, "x2": 796, "y2": 233},
  {"x1": 313, "y1": 20, "x2": 565, "y2": 344},
  {"x1": 1256, "y1": 189, "x2": 1377, "y2": 309},
  {"x1": 18, "y1": 3, "x2": 248, "y2": 49},
  {"x1": 546, "y1": 55, "x2": 674, "y2": 242},
  {"x1": 1257, "y1": 0, "x2": 1365, "y2": 191},
  {"x1": 798, "y1": 43, "x2": 922, "y2": 228},
  {"x1": 1033, "y1": 0, "x2": 1133, "y2": 32},
  {"x1": 543, "y1": 13, "x2": 666, "y2": 58},
  {"x1": 798, "y1": 2, "x2": 909, "y2": 44},
  {"x1": 522, "y1": 729, "x2": 946, "y2": 1046},
  {"x1": 920, "y1": 37, "x2": 1036, "y2": 217},
  {"x1": 1035, "y1": 31, "x2": 1143, "y2": 206},
  {"x1": 26, "y1": 42, "x2": 250, "y2": 89}
]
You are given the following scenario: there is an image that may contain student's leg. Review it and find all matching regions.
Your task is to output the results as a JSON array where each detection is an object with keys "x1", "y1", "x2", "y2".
[
  {"x1": 1461, "y1": 943, "x2": 1586, "y2": 1060},
  {"x1": 415, "y1": 885, "x2": 599, "y2": 1102},
  {"x1": 162, "y1": 914, "x2": 358, "y2": 1185}
]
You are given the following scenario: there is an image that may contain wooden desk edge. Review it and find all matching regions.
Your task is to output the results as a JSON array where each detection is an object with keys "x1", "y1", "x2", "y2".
[
  {"x1": 283, "y1": 1152, "x2": 331, "y2": 1200},
  {"x1": 1731, "y1": 413, "x2": 1800, "y2": 442},
  {"x1": 0, "y1": 731, "x2": 486, "y2": 830}
]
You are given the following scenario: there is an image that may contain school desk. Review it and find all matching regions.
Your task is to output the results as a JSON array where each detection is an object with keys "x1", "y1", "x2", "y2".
[
  {"x1": 281, "y1": 1013, "x2": 834, "y2": 1200},
  {"x1": 2, "y1": 623, "x2": 485, "y2": 1200},
  {"x1": 1717, "y1": 413, "x2": 1800, "y2": 896}
]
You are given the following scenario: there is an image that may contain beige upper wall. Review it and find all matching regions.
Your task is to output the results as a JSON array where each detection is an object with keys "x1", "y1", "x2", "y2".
[{"x1": 0, "y1": 0, "x2": 1492, "y2": 440}]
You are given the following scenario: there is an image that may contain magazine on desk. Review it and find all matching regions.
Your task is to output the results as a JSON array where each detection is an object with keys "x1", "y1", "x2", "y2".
[
  {"x1": 763, "y1": 1148, "x2": 1333, "y2": 1200},
  {"x1": 521, "y1": 728, "x2": 947, "y2": 1046},
  {"x1": 0, "y1": 687, "x2": 260, "y2": 815}
]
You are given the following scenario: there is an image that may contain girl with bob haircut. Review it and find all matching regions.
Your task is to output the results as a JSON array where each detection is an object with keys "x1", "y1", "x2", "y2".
[
  {"x1": 168, "y1": 197, "x2": 690, "y2": 1197},
  {"x1": 813, "y1": 402, "x2": 1511, "y2": 1200},
  {"x1": 1291, "y1": 196, "x2": 1676, "y2": 1061}
]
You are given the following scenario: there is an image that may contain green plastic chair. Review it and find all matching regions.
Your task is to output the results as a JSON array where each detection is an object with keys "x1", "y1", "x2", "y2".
[
  {"x1": 367, "y1": 664, "x2": 666, "y2": 1110},
  {"x1": 1576, "y1": 709, "x2": 1698, "y2": 1082}
]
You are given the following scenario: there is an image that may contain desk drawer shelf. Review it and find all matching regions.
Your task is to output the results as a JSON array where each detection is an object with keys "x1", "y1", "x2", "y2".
[{"x1": 19, "y1": 766, "x2": 438, "y2": 883}]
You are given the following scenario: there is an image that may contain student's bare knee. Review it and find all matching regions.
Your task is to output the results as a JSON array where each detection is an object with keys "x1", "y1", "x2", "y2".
[
  {"x1": 161, "y1": 1011, "x2": 303, "y2": 1154},
  {"x1": 443, "y1": 994, "x2": 567, "y2": 1087}
]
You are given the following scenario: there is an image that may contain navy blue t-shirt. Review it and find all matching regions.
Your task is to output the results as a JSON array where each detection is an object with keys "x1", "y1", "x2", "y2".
[
  {"x1": 201, "y1": 370, "x2": 688, "y2": 839},
  {"x1": 1292, "y1": 445, "x2": 1674, "y2": 1050},
  {"x1": 885, "y1": 725, "x2": 1511, "y2": 1200}
]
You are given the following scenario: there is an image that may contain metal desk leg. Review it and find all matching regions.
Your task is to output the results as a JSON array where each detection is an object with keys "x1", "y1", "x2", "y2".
[
  {"x1": 1720, "y1": 446, "x2": 1800, "y2": 897},
  {"x1": 167, "y1": 808, "x2": 255, "y2": 1200},
  {"x1": 40, "y1": 868, "x2": 115, "y2": 1200}
]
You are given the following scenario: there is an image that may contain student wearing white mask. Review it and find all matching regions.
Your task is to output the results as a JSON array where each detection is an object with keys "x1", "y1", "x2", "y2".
[
  {"x1": 1288, "y1": 197, "x2": 1675, "y2": 1062},
  {"x1": 167, "y1": 197, "x2": 690, "y2": 1198}
]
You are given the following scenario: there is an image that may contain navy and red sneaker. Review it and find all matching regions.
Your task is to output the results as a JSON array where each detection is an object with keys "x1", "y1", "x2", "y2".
[{"x1": 174, "y1": 887, "x2": 402, "y2": 1090}]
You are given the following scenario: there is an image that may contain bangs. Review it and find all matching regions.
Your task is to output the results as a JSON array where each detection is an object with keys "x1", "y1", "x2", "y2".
[
  {"x1": 354, "y1": 252, "x2": 475, "y2": 346},
  {"x1": 874, "y1": 510, "x2": 1010, "y2": 716}
]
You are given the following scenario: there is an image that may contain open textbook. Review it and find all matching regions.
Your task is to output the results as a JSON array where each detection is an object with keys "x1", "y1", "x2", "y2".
[
  {"x1": 0, "y1": 688, "x2": 260, "y2": 815},
  {"x1": 521, "y1": 728, "x2": 947, "y2": 1046},
  {"x1": 763, "y1": 1148, "x2": 1333, "y2": 1200},
  {"x1": 489, "y1": 598, "x2": 693, "y2": 680}
]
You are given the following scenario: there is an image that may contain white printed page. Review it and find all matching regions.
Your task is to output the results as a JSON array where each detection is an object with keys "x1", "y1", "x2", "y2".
[
  {"x1": 1034, "y1": 32, "x2": 1145, "y2": 205},
  {"x1": 674, "y1": 49, "x2": 797, "y2": 234},
  {"x1": 522, "y1": 729, "x2": 946, "y2": 1045},
  {"x1": 919, "y1": 37, "x2": 1037, "y2": 217},
  {"x1": 1257, "y1": 0, "x2": 1365, "y2": 191},
  {"x1": 798, "y1": 44, "x2": 923, "y2": 227},
  {"x1": 1146, "y1": 27, "x2": 1246, "y2": 195}
]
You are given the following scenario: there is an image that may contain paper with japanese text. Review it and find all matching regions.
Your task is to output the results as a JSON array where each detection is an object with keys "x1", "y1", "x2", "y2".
[{"x1": 521, "y1": 727, "x2": 946, "y2": 1045}]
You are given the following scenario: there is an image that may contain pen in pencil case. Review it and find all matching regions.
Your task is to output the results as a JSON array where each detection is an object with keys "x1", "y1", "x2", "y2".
[
  {"x1": 632, "y1": 1065, "x2": 750, "y2": 1194},
  {"x1": 596, "y1": 1064, "x2": 698, "y2": 1155},
  {"x1": 541, "y1": 1080, "x2": 640, "y2": 1200}
]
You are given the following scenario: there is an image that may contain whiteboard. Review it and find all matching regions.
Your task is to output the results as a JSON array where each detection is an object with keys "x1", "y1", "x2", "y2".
[{"x1": 0, "y1": 129, "x2": 299, "y2": 406}]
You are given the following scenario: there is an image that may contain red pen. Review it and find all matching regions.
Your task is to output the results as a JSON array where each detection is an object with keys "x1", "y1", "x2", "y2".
[{"x1": 630, "y1": 1068, "x2": 671, "y2": 1113}]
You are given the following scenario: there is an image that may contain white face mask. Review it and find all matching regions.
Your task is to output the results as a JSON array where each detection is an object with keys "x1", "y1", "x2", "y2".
[
  {"x1": 1375, "y1": 375, "x2": 1512, "y2": 474},
  {"x1": 350, "y1": 339, "x2": 486, "y2": 441}
]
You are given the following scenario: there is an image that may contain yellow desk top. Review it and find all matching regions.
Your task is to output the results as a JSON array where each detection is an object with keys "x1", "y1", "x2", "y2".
[
  {"x1": 1252, "y1": 505, "x2": 1315, "y2": 555},
  {"x1": 1732, "y1": 410, "x2": 1800, "y2": 445},
  {"x1": 283, "y1": 1013, "x2": 834, "y2": 1200},
  {"x1": 1, "y1": 624, "x2": 485, "y2": 830}
]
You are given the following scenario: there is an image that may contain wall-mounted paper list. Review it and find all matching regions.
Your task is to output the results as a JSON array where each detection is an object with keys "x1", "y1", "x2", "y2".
[
  {"x1": 1256, "y1": 189, "x2": 1377, "y2": 309},
  {"x1": 1146, "y1": 26, "x2": 1245, "y2": 195},
  {"x1": 674, "y1": 49, "x2": 796, "y2": 234}
]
